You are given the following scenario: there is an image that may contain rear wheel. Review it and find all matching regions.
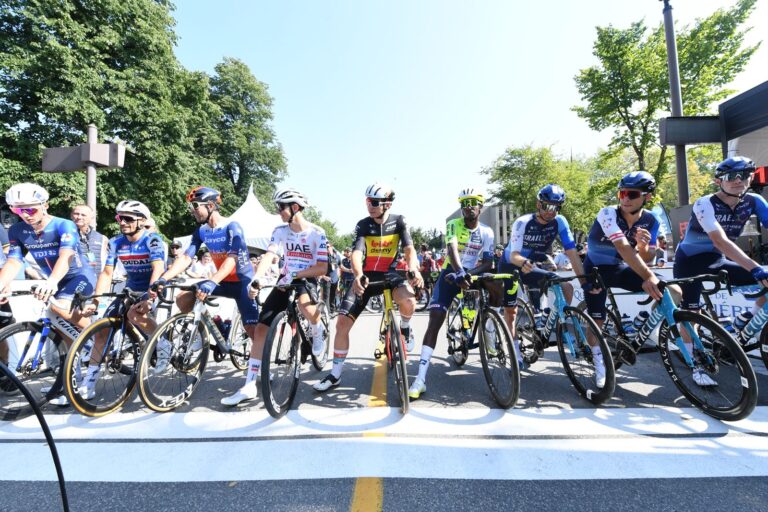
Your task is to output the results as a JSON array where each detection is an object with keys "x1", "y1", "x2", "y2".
[
  {"x1": 416, "y1": 283, "x2": 432, "y2": 312},
  {"x1": 310, "y1": 301, "x2": 332, "y2": 371},
  {"x1": 445, "y1": 298, "x2": 469, "y2": 366},
  {"x1": 514, "y1": 299, "x2": 541, "y2": 366},
  {"x1": 387, "y1": 310, "x2": 409, "y2": 414},
  {"x1": 758, "y1": 323, "x2": 768, "y2": 372},
  {"x1": 261, "y1": 310, "x2": 300, "y2": 419},
  {"x1": 478, "y1": 308, "x2": 520, "y2": 408},
  {"x1": 228, "y1": 311, "x2": 251, "y2": 371}
]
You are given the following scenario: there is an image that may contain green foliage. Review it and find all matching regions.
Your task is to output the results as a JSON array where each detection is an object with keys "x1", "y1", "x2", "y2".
[{"x1": 410, "y1": 227, "x2": 444, "y2": 251}]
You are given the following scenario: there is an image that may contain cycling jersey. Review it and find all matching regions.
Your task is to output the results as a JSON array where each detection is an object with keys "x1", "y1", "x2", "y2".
[
  {"x1": 676, "y1": 193, "x2": 768, "y2": 258},
  {"x1": 503, "y1": 213, "x2": 576, "y2": 264},
  {"x1": 352, "y1": 214, "x2": 413, "y2": 273},
  {"x1": 185, "y1": 219, "x2": 253, "y2": 283},
  {"x1": 267, "y1": 223, "x2": 328, "y2": 277},
  {"x1": 585, "y1": 207, "x2": 659, "y2": 266},
  {"x1": 7, "y1": 217, "x2": 92, "y2": 280},
  {"x1": 104, "y1": 231, "x2": 166, "y2": 292},
  {"x1": 443, "y1": 218, "x2": 494, "y2": 270}
]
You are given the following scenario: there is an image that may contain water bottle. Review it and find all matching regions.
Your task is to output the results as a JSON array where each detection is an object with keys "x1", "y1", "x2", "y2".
[
  {"x1": 620, "y1": 314, "x2": 635, "y2": 334},
  {"x1": 631, "y1": 311, "x2": 650, "y2": 332},
  {"x1": 733, "y1": 311, "x2": 753, "y2": 332},
  {"x1": 719, "y1": 316, "x2": 736, "y2": 334},
  {"x1": 222, "y1": 319, "x2": 232, "y2": 339},
  {"x1": 212, "y1": 315, "x2": 225, "y2": 335},
  {"x1": 533, "y1": 312, "x2": 544, "y2": 330}
]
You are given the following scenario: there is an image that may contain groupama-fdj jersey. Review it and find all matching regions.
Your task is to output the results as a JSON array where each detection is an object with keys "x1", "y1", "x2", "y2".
[
  {"x1": 185, "y1": 219, "x2": 253, "y2": 283},
  {"x1": 585, "y1": 207, "x2": 659, "y2": 266},
  {"x1": 353, "y1": 214, "x2": 413, "y2": 273},
  {"x1": 443, "y1": 218, "x2": 494, "y2": 271},
  {"x1": 104, "y1": 231, "x2": 166, "y2": 292},
  {"x1": 503, "y1": 213, "x2": 576, "y2": 264},
  {"x1": 268, "y1": 224, "x2": 328, "y2": 276}
]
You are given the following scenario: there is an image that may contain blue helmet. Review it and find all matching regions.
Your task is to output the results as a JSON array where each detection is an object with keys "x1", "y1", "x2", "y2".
[
  {"x1": 618, "y1": 171, "x2": 656, "y2": 193},
  {"x1": 715, "y1": 156, "x2": 755, "y2": 177},
  {"x1": 537, "y1": 184, "x2": 566, "y2": 204}
]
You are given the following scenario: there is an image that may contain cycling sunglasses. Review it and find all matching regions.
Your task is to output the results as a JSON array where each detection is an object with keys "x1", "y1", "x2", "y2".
[
  {"x1": 275, "y1": 202, "x2": 291, "y2": 213},
  {"x1": 719, "y1": 170, "x2": 753, "y2": 182},
  {"x1": 367, "y1": 198, "x2": 389, "y2": 208},
  {"x1": 539, "y1": 203, "x2": 561, "y2": 212},
  {"x1": 618, "y1": 190, "x2": 647, "y2": 200},
  {"x1": 115, "y1": 214, "x2": 139, "y2": 224},
  {"x1": 10, "y1": 206, "x2": 39, "y2": 216},
  {"x1": 460, "y1": 198, "x2": 483, "y2": 208},
  {"x1": 187, "y1": 201, "x2": 207, "y2": 211}
]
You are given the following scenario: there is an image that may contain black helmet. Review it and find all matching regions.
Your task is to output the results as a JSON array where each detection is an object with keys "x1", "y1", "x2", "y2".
[{"x1": 186, "y1": 186, "x2": 222, "y2": 204}]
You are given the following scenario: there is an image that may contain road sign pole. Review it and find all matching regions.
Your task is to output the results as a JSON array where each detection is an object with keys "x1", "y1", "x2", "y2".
[{"x1": 86, "y1": 124, "x2": 98, "y2": 218}]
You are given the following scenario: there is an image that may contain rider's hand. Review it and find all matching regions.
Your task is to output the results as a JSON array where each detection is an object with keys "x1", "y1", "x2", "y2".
[
  {"x1": 634, "y1": 227, "x2": 652, "y2": 250},
  {"x1": 446, "y1": 271, "x2": 471, "y2": 290},
  {"x1": 410, "y1": 270, "x2": 424, "y2": 289},
  {"x1": 277, "y1": 271, "x2": 296, "y2": 288},
  {"x1": 248, "y1": 277, "x2": 262, "y2": 299},
  {"x1": 33, "y1": 278, "x2": 58, "y2": 303},
  {"x1": 0, "y1": 280, "x2": 9, "y2": 304},
  {"x1": 750, "y1": 266, "x2": 768, "y2": 288},
  {"x1": 196, "y1": 279, "x2": 217, "y2": 300},
  {"x1": 520, "y1": 259, "x2": 534, "y2": 274},
  {"x1": 81, "y1": 302, "x2": 98, "y2": 317},
  {"x1": 352, "y1": 275, "x2": 367, "y2": 296},
  {"x1": 642, "y1": 274, "x2": 662, "y2": 301},
  {"x1": 580, "y1": 281, "x2": 602, "y2": 295},
  {"x1": 150, "y1": 277, "x2": 167, "y2": 295}
]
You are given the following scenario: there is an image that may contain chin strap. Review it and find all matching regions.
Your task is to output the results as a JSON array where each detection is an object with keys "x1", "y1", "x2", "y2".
[
  {"x1": 375, "y1": 203, "x2": 391, "y2": 220},
  {"x1": 719, "y1": 185, "x2": 745, "y2": 199},
  {"x1": 195, "y1": 205, "x2": 215, "y2": 225}
]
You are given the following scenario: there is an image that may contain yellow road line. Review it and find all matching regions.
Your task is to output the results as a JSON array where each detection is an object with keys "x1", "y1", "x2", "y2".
[
  {"x1": 350, "y1": 477, "x2": 383, "y2": 512},
  {"x1": 368, "y1": 346, "x2": 388, "y2": 408}
]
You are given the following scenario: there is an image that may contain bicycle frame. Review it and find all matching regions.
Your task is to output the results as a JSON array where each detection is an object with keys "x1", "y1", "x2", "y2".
[{"x1": 543, "y1": 282, "x2": 592, "y2": 358}]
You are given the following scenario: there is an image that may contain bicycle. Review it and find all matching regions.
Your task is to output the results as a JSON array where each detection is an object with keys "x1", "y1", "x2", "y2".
[
  {"x1": 62, "y1": 288, "x2": 148, "y2": 417},
  {"x1": 0, "y1": 290, "x2": 83, "y2": 420},
  {"x1": 591, "y1": 271, "x2": 757, "y2": 421},
  {"x1": 136, "y1": 283, "x2": 253, "y2": 412},
  {"x1": 365, "y1": 293, "x2": 384, "y2": 314},
  {"x1": 538, "y1": 274, "x2": 616, "y2": 404},
  {"x1": 258, "y1": 280, "x2": 331, "y2": 419},
  {"x1": 443, "y1": 273, "x2": 521, "y2": 408},
  {"x1": 415, "y1": 271, "x2": 439, "y2": 312}
]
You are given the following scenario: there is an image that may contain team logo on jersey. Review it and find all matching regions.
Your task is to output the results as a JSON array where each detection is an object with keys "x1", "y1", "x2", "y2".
[
  {"x1": 148, "y1": 238, "x2": 161, "y2": 249},
  {"x1": 60, "y1": 233, "x2": 73, "y2": 243}
]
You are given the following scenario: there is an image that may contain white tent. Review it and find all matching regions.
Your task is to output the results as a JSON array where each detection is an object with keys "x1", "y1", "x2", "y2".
[{"x1": 174, "y1": 183, "x2": 283, "y2": 252}]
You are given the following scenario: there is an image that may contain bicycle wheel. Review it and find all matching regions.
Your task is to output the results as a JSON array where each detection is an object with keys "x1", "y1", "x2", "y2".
[
  {"x1": 659, "y1": 310, "x2": 757, "y2": 421},
  {"x1": 556, "y1": 306, "x2": 616, "y2": 405},
  {"x1": 386, "y1": 309, "x2": 409, "y2": 413},
  {"x1": 261, "y1": 310, "x2": 300, "y2": 419},
  {"x1": 310, "y1": 301, "x2": 331, "y2": 371},
  {"x1": 0, "y1": 321, "x2": 65, "y2": 421},
  {"x1": 758, "y1": 323, "x2": 768, "y2": 372},
  {"x1": 416, "y1": 283, "x2": 432, "y2": 312},
  {"x1": 365, "y1": 294, "x2": 384, "y2": 314},
  {"x1": 515, "y1": 299, "x2": 541, "y2": 366},
  {"x1": 445, "y1": 298, "x2": 469, "y2": 366},
  {"x1": 228, "y1": 311, "x2": 251, "y2": 371},
  {"x1": 137, "y1": 312, "x2": 209, "y2": 412},
  {"x1": 63, "y1": 317, "x2": 143, "y2": 417},
  {"x1": 478, "y1": 308, "x2": 520, "y2": 408}
]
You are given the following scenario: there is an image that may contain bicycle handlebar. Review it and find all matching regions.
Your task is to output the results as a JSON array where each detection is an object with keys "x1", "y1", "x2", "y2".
[
  {"x1": 154, "y1": 283, "x2": 218, "y2": 306},
  {"x1": 637, "y1": 271, "x2": 730, "y2": 306},
  {"x1": 362, "y1": 271, "x2": 417, "y2": 288}
]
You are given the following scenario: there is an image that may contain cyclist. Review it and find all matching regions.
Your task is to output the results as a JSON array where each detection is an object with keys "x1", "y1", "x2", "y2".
[
  {"x1": 674, "y1": 156, "x2": 768, "y2": 354},
  {"x1": 313, "y1": 182, "x2": 423, "y2": 392},
  {"x1": 408, "y1": 188, "x2": 500, "y2": 399},
  {"x1": 583, "y1": 171, "x2": 668, "y2": 388},
  {"x1": 222, "y1": 188, "x2": 328, "y2": 406},
  {"x1": 499, "y1": 184, "x2": 588, "y2": 368},
  {"x1": 78, "y1": 200, "x2": 166, "y2": 397},
  {"x1": 152, "y1": 186, "x2": 258, "y2": 386},
  {"x1": 0, "y1": 183, "x2": 95, "y2": 403}
]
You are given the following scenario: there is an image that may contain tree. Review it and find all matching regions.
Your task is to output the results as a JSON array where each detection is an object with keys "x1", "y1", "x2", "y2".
[{"x1": 573, "y1": 0, "x2": 760, "y2": 189}]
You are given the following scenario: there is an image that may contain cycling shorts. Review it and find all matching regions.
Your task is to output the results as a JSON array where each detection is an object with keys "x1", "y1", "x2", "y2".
[
  {"x1": 673, "y1": 251, "x2": 756, "y2": 309},
  {"x1": 498, "y1": 260, "x2": 556, "y2": 308},
  {"x1": 208, "y1": 281, "x2": 260, "y2": 325},
  {"x1": 583, "y1": 258, "x2": 661, "y2": 321},
  {"x1": 55, "y1": 273, "x2": 95, "y2": 302},
  {"x1": 258, "y1": 279, "x2": 318, "y2": 327},
  {"x1": 338, "y1": 271, "x2": 407, "y2": 320}
]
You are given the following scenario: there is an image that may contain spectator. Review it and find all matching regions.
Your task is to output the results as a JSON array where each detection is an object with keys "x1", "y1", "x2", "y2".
[
  {"x1": 167, "y1": 241, "x2": 183, "y2": 268},
  {"x1": 553, "y1": 250, "x2": 572, "y2": 271},
  {"x1": 493, "y1": 244, "x2": 504, "y2": 271},
  {"x1": 187, "y1": 251, "x2": 216, "y2": 278},
  {"x1": 656, "y1": 235, "x2": 669, "y2": 266},
  {"x1": 71, "y1": 204, "x2": 109, "y2": 274}
]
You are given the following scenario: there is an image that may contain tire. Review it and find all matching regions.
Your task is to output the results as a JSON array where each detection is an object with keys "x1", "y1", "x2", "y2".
[
  {"x1": 310, "y1": 301, "x2": 331, "y2": 371},
  {"x1": 416, "y1": 283, "x2": 432, "y2": 312},
  {"x1": 445, "y1": 298, "x2": 469, "y2": 366},
  {"x1": 478, "y1": 308, "x2": 520, "y2": 408},
  {"x1": 0, "y1": 321, "x2": 65, "y2": 421},
  {"x1": 556, "y1": 306, "x2": 616, "y2": 405},
  {"x1": 577, "y1": 301, "x2": 629, "y2": 370},
  {"x1": 137, "y1": 312, "x2": 209, "y2": 412},
  {"x1": 515, "y1": 299, "x2": 542, "y2": 366},
  {"x1": 64, "y1": 317, "x2": 143, "y2": 417},
  {"x1": 658, "y1": 310, "x2": 757, "y2": 421},
  {"x1": 387, "y1": 310, "x2": 409, "y2": 414},
  {"x1": 365, "y1": 294, "x2": 384, "y2": 314},
  {"x1": 228, "y1": 311, "x2": 251, "y2": 371},
  {"x1": 261, "y1": 310, "x2": 300, "y2": 419},
  {"x1": 758, "y1": 323, "x2": 768, "y2": 372}
]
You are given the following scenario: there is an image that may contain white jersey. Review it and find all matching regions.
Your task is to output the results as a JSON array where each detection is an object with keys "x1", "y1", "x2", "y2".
[{"x1": 267, "y1": 223, "x2": 328, "y2": 276}]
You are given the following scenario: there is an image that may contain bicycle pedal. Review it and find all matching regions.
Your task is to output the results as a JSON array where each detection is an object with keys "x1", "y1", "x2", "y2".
[
  {"x1": 374, "y1": 349, "x2": 383, "y2": 360},
  {"x1": 617, "y1": 348, "x2": 637, "y2": 366}
]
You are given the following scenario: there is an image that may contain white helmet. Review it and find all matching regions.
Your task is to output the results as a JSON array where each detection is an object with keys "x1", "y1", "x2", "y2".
[
  {"x1": 458, "y1": 187, "x2": 485, "y2": 204},
  {"x1": 365, "y1": 182, "x2": 395, "y2": 201},
  {"x1": 5, "y1": 183, "x2": 49, "y2": 206},
  {"x1": 272, "y1": 188, "x2": 309, "y2": 208},
  {"x1": 115, "y1": 200, "x2": 151, "y2": 219}
]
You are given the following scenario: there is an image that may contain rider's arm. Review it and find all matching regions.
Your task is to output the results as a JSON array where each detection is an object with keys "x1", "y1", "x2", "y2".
[
  {"x1": 351, "y1": 249, "x2": 365, "y2": 279},
  {"x1": 160, "y1": 253, "x2": 192, "y2": 281},
  {"x1": 47, "y1": 247, "x2": 74, "y2": 284},
  {"x1": 708, "y1": 228, "x2": 760, "y2": 271},
  {"x1": 612, "y1": 239, "x2": 655, "y2": 280},
  {"x1": 208, "y1": 255, "x2": 236, "y2": 285},
  {"x1": 0, "y1": 258, "x2": 22, "y2": 293}
]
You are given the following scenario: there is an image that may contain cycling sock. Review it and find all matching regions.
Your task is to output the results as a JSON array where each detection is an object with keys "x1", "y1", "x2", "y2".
[
  {"x1": 311, "y1": 321, "x2": 325, "y2": 340},
  {"x1": 592, "y1": 345, "x2": 602, "y2": 358},
  {"x1": 245, "y1": 358, "x2": 261, "y2": 384},
  {"x1": 514, "y1": 339, "x2": 522, "y2": 361},
  {"x1": 85, "y1": 364, "x2": 101, "y2": 384},
  {"x1": 400, "y1": 317, "x2": 411, "y2": 330},
  {"x1": 331, "y1": 349, "x2": 348, "y2": 379},
  {"x1": 685, "y1": 342, "x2": 693, "y2": 356},
  {"x1": 416, "y1": 346, "x2": 433, "y2": 382},
  {"x1": 751, "y1": 304, "x2": 763, "y2": 316}
]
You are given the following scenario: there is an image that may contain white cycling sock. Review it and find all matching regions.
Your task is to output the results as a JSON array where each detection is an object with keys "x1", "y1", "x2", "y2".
[
  {"x1": 245, "y1": 358, "x2": 261, "y2": 384},
  {"x1": 311, "y1": 321, "x2": 325, "y2": 340},
  {"x1": 85, "y1": 364, "x2": 100, "y2": 384},
  {"x1": 416, "y1": 346, "x2": 434, "y2": 382},
  {"x1": 592, "y1": 345, "x2": 602, "y2": 358},
  {"x1": 400, "y1": 317, "x2": 411, "y2": 330},
  {"x1": 331, "y1": 349, "x2": 348, "y2": 379}
]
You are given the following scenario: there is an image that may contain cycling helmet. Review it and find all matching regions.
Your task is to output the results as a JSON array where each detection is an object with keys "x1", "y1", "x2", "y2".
[
  {"x1": 537, "y1": 184, "x2": 566, "y2": 204},
  {"x1": 618, "y1": 171, "x2": 656, "y2": 193},
  {"x1": 457, "y1": 188, "x2": 485, "y2": 204},
  {"x1": 365, "y1": 182, "x2": 395, "y2": 201},
  {"x1": 272, "y1": 188, "x2": 309, "y2": 208},
  {"x1": 495, "y1": 244, "x2": 504, "y2": 251},
  {"x1": 186, "y1": 186, "x2": 222, "y2": 204},
  {"x1": 115, "y1": 200, "x2": 151, "y2": 219},
  {"x1": 715, "y1": 156, "x2": 756, "y2": 177},
  {"x1": 5, "y1": 183, "x2": 49, "y2": 206}
]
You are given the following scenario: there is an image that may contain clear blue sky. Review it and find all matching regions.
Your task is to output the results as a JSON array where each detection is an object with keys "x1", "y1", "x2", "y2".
[{"x1": 172, "y1": 0, "x2": 766, "y2": 233}]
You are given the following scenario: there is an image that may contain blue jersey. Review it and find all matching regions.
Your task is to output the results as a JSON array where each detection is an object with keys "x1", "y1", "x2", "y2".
[
  {"x1": 7, "y1": 217, "x2": 93, "y2": 280},
  {"x1": 676, "y1": 193, "x2": 768, "y2": 258},
  {"x1": 185, "y1": 219, "x2": 253, "y2": 283},
  {"x1": 586, "y1": 207, "x2": 659, "y2": 266},
  {"x1": 105, "y1": 231, "x2": 166, "y2": 291},
  {"x1": 503, "y1": 213, "x2": 576, "y2": 264}
]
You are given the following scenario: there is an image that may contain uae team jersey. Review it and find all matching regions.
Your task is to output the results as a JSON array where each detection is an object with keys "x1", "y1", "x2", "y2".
[
  {"x1": 185, "y1": 219, "x2": 253, "y2": 283},
  {"x1": 504, "y1": 213, "x2": 576, "y2": 264},
  {"x1": 586, "y1": 207, "x2": 659, "y2": 266},
  {"x1": 7, "y1": 217, "x2": 91, "y2": 280},
  {"x1": 443, "y1": 218, "x2": 494, "y2": 270},
  {"x1": 677, "y1": 193, "x2": 768, "y2": 258},
  {"x1": 267, "y1": 223, "x2": 328, "y2": 276},
  {"x1": 104, "y1": 231, "x2": 166, "y2": 291},
  {"x1": 353, "y1": 214, "x2": 413, "y2": 273}
]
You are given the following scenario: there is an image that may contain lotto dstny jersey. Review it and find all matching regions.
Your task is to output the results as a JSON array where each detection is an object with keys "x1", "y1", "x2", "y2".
[
  {"x1": 267, "y1": 223, "x2": 328, "y2": 276},
  {"x1": 676, "y1": 193, "x2": 768, "y2": 258},
  {"x1": 504, "y1": 213, "x2": 576, "y2": 264},
  {"x1": 7, "y1": 217, "x2": 92, "y2": 280},
  {"x1": 443, "y1": 218, "x2": 494, "y2": 270},
  {"x1": 586, "y1": 207, "x2": 659, "y2": 266},
  {"x1": 353, "y1": 214, "x2": 413, "y2": 273},
  {"x1": 105, "y1": 231, "x2": 166, "y2": 291},
  {"x1": 185, "y1": 219, "x2": 253, "y2": 283}
]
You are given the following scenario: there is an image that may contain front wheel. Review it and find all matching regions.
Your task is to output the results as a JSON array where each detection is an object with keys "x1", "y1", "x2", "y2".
[
  {"x1": 416, "y1": 283, "x2": 432, "y2": 312},
  {"x1": 387, "y1": 310, "x2": 409, "y2": 414},
  {"x1": 758, "y1": 322, "x2": 768, "y2": 372},
  {"x1": 261, "y1": 310, "x2": 300, "y2": 419},
  {"x1": 478, "y1": 308, "x2": 520, "y2": 408},
  {"x1": 515, "y1": 299, "x2": 542, "y2": 366},
  {"x1": 310, "y1": 301, "x2": 332, "y2": 371},
  {"x1": 659, "y1": 310, "x2": 757, "y2": 421},
  {"x1": 445, "y1": 298, "x2": 469, "y2": 366},
  {"x1": 228, "y1": 311, "x2": 251, "y2": 371},
  {"x1": 556, "y1": 306, "x2": 616, "y2": 405},
  {"x1": 365, "y1": 294, "x2": 384, "y2": 314}
]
